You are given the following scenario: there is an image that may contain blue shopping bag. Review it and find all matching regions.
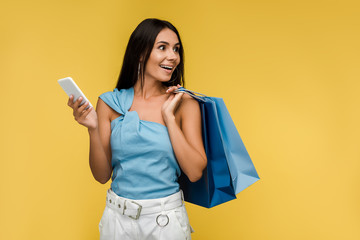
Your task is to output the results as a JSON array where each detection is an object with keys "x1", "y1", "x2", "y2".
[{"x1": 176, "y1": 88, "x2": 260, "y2": 208}]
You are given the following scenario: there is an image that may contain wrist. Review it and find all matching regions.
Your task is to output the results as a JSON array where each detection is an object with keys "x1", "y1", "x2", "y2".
[
  {"x1": 88, "y1": 126, "x2": 99, "y2": 135},
  {"x1": 163, "y1": 114, "x2": 176, "y2": 126}
]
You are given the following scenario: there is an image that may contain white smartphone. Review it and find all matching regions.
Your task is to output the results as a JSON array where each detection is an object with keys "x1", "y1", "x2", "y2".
[{"x1": 58, "y1": 77, "x2": 92, "y2": 109}]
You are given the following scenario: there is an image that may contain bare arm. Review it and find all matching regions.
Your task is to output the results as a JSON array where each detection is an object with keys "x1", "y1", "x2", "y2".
[
  {"x1": 68, "y1": 96, "x2": 112, "y2": 184},
  {"x1": 88, "y1": 98, "x2": 113, "y2": 184},
  {"x1": 162, "y1": 87, "x2": 207, "y2": 182}
]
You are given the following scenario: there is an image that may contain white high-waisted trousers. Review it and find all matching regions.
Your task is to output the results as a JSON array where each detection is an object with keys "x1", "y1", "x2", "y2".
[{"x1": 99, "y1": 189, "x2": 193, "y2": 240}]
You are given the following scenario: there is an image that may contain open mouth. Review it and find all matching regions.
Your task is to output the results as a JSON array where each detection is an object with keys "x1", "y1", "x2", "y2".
[{"x1": 160, "y1": 65, "x2": 174, "y2": 70}]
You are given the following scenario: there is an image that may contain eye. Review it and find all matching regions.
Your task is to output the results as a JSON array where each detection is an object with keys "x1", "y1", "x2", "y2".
[
  {"x1": 173, "y1": 46, "x2": 180, "y2": 52},
  {"x1": 159, "y1": 45, "x2": 165, "y2": 50}
]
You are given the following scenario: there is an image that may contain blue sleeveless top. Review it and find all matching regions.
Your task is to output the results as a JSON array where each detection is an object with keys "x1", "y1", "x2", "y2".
[{"x1": 99, "y1": 87, "x2": 181, "y2": 199}]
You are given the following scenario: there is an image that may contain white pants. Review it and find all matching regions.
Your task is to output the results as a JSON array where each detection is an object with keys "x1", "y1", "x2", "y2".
[{"x1": 99, "y1": 189, "x2": 193, "y2": 240}]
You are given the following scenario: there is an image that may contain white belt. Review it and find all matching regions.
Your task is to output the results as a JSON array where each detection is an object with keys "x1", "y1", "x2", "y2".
[{"x1": 106, "y1": 189, "x2": 184, "y2": 220}]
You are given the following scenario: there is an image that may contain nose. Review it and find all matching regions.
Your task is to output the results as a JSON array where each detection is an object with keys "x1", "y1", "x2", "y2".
[{"x1": 167, "y1": 49, "x2": 178, "y2": 61}]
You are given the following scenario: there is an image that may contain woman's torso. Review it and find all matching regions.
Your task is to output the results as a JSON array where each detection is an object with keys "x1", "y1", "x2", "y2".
[{"x1": 99, "y1": 87, "x2": 181, "y2": 200}]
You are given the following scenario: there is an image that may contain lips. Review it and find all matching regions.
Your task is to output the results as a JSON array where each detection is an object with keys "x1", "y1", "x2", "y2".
[
  {"x1": 159, "y1": 64, "x2": 174, "y2": 74},
  {"x1": 160, "y1": 65, "x2": 174, "y2": 70}
]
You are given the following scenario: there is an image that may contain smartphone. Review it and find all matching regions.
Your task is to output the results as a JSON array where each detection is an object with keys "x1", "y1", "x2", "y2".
[{"x1": 58, "y1": 77, "x2": 92, "y2": 109}]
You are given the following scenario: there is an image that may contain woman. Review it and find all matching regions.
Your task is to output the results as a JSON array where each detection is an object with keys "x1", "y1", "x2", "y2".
[{"x1": 68, "y1": 18, "x2": 207, "y2": 240}]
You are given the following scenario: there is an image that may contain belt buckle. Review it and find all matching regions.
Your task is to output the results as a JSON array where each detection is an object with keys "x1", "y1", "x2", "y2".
[{"x1": 124, "y1": 201, "x2": 142, "y2": 220}]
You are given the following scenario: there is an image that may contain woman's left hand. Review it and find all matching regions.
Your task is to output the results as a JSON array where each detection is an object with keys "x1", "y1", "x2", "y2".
[
  {"x1": 161, "y1": 84, "x2": 207, "y2": 182},
  {"x1": 162, "y1": 84, "x2": 184, "y2": 125}
]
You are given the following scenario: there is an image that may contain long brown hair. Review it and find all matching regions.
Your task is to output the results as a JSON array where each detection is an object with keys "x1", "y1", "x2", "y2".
[{"x1": 116, "y1": 18, "x2": 185, "y2": 90}]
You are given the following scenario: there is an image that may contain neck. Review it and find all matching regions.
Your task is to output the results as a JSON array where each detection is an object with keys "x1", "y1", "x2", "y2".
[{"x1": 133, "y1": 76, "x2": 167, "y2": 99}]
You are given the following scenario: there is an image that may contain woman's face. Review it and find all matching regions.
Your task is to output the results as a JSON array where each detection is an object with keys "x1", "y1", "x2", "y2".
[{"x1": 144, "y1": 28, "x2": 181, "y2": 83}]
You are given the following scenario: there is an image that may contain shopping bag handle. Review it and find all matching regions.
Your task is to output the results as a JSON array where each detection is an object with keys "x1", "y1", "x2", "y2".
[{"x1": 174, "y1": 87, "x2": 207, "y2": 102}]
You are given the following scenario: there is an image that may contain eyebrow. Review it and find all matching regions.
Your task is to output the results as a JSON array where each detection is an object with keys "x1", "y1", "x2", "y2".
[{"x1": 156, "y1": 41, "x2": 180, "y2": 46}]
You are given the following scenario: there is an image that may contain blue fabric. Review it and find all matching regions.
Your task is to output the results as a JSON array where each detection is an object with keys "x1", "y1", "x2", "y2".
[
  {"x1": 176, "y1": 88, "x2": 260, "y2": 208},
  {"x1": 99, "y1": 88, "x2": 181, "y2": 200}
]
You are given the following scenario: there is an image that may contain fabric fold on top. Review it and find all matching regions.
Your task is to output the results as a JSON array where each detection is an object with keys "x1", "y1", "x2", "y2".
[{"x1": 98, "y1": 87, "x2": 181, "y2": 200}]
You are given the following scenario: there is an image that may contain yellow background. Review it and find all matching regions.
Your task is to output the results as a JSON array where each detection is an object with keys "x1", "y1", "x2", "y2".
[{"x1": 1, "y1": 0, "x2": 359, "y2": 239}]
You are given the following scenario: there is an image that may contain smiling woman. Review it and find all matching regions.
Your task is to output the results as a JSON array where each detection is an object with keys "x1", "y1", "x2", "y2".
[
  {"x1": 144, "y1": 28, "x2": 181, "y2": 84},
  {"x1": 116, "y1": 19, "x2": 185, "y2": 90},
  {"x1": 66, "y1": 18, "x2": 206, "y2": 240}
]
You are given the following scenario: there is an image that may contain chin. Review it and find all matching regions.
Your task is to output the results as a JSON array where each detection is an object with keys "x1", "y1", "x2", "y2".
[{"x1": 158, "y1": 76, "x2": 172, "y2": 83}]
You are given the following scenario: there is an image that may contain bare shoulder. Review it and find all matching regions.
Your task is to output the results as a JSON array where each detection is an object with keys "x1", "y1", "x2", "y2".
[
  {"x1": 177, "y1": 94, "x2": 200, "y2": 120},
  {"x1": 96, "y1": 98, "x2": 119, "y2": 121},
  {"x1": 182, "y1": 93, "x2": 195, "y2": 101},
  {"x1": 180, "y1": 94, "x2": 199, "y2": 110},
  {"x1": 96, "y1": 98, "x2": 110, "y2": 112}
]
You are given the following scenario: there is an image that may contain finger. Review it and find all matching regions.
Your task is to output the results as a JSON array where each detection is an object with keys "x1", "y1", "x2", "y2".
[
  {"x1": 73, "y1": 96, "x2": 83, "y2": 109},
  {"x1": 173, "y1": 92, "x2": 184, "y2": 102},
  {"x1": 77, "y1": 101, "x2": 89, "y2": 113},
  {"x1": 166, "y1": 93, "x2": 183, "y2": 114},
  {"x1": 165, "y1": 93, "x2": 175, "y2": 103},
  {"x1": 167, "y1": 92, "x2": 183, "y2": 108},
  {"x1": 74, "y1": 105, "x2": 88, "y2": 121},
  {"x1": 76, "y1": 102, "x2": 90, "y2": 119},
  {"x1": 79, "y1": 106, "x2": 93, "y2": 119},
  {"x1": 170, "y1": 86, "x2": 178, "y2": 91},
  {"x1": 67, "y1": 95, "x2": 74, "y2": 107},
  {"x1": 166, "y1": 86, "x2": 179, "y2": 93}
]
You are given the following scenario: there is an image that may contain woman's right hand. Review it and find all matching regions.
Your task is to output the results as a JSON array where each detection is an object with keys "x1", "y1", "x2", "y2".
[{"x1": 67, "y1": 95, "x2": 98, "y2": 130}]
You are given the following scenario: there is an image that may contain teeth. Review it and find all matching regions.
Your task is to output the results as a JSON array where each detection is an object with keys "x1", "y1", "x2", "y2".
[{"x1": 160, "y1": 65, "x2": 173, "y2": 70}]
